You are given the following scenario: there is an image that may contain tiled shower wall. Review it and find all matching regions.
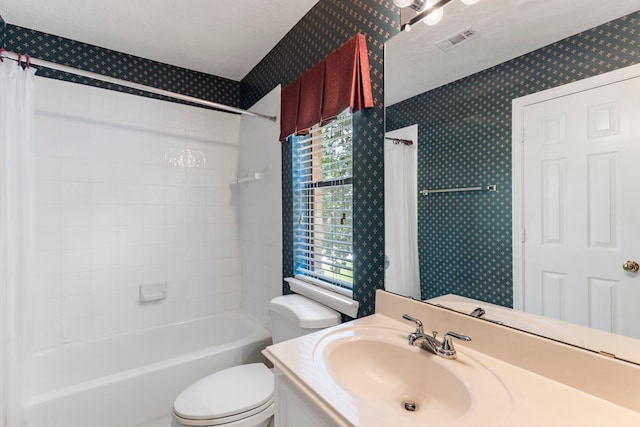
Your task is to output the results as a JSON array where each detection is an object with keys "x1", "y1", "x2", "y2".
[{"x1": 32, "y1": 77, "x2": 241, "y2": 351}]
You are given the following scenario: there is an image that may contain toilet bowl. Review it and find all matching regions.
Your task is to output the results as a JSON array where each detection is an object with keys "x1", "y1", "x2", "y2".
[{"x1": 171, "y1": 294, "x2": 341, "y2": 427}]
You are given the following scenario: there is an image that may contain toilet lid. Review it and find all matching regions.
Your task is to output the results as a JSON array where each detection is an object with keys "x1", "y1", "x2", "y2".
[{"x1": 173, "y1": 363, "x2": 274, "y2": 421}]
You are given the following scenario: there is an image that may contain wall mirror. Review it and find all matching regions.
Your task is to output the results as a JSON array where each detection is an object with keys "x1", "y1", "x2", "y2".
[{"x1": 384, "y1": 0, "x2": 640, "y2": 364}]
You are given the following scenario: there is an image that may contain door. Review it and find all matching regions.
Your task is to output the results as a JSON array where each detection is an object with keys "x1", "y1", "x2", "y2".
[{"x1": 522, "y1": 75, "x2": 640, "y2": 338}]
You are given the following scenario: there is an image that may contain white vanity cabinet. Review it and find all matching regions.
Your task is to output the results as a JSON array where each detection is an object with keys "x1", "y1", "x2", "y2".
[{"x1": 274, "y1": 368, "x2": 339, "y2": 427}]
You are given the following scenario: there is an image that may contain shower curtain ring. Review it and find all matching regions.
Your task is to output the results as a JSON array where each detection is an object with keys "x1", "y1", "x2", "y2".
[
  {"x1": 0, "y1": 48, "x2": 4, "y2": 62},
  {"x1": 26, "y1": 55, "x2": 31, "y2": 68},
  {"x1": 17, "y1": 53, "x2": 22, "y2": 67}
]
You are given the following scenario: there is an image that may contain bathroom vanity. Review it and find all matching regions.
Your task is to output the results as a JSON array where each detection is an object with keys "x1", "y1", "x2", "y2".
[{"x1": 263, "y1": 290, "x2": 640, "y2": 426}]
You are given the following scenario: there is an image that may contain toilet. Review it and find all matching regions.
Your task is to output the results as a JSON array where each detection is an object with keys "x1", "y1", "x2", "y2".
[{"x1": 171, "y1": 294, "x2": 342, "y2": 427}]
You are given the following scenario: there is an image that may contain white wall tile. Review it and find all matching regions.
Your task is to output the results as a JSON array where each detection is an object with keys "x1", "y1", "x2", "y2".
[
  {"x1": 165, "y1": 187, "x2": 186, "y2": 205},
  {"x1": 35, "y1": 117, "x2": 61, "y2": 157},
  {"x1": 117, "y1": 184, "x2": 143, "y2": 205},
  {"x1": 37, "y1": 227, "x2": 62, "y2": 251},
  {"x1": 60, "y1": 159, "x2": 94, "y2": 182},
  {"x1": 117, "y1": 267, "x2": 143, "y2": 289},
  {"x1": 62, "y1": 294, "x2": 92, "y2": 319},
  {"x1": 36, "y1": 181, "x2": 61, "y2": 205},
  {"x1": 164, "y1": 104, "x2": 186, "y2": 131},
  {"x1": 62, "y1": 226, "x2": 92, "y2": 250},
  {"x1": 92, "y1": 183, "x2": 120, "y2": 205},
  {"x1": 92, "y1": 204, "x2": 119, "y2": 226},
  {"x1": 91, "y1": 161, "x2": 121, "y2": 183},
  {"x1": 92, "y1": 226, "x2": 118, "y2": 248},
  {"x1": 91, "y1": 312, "x2": 118, "y2": 337},
  {"x1": 91, "y1": 269, "x2": 118, "y2": 292},
  {"x1": 117, "y1": 309, "x2": 142, "y2": 332},
  {"x1": 62, "y1": 250, "x2": 92, "y2": 273},
  {"x1": 142, "y1": 185, "x2": 164, "y2": 205},
  {"x1": 141, "y1": 225, "x2": 166, "y2": 245},
  {"x1": 165, "y1": 166, "x2": 186, "y2": 186},
  {"x1": 118, "y1": 225, "x2": 143, "y2": 246},
  {"x1": 35, "y1": 250, "x2": 62, "y2": 275},
  {"x1": 33, "y1": 321, "x2": 62, "y2": 352},
  {"x1": 91, "y1": 247, "x2": 118, "y2": 270},
  {"x1": 118, "y1": 205, "x2": 143, "y2": 225},
  {"x1": 62, "y1": 204, "x2": 92, "y2": 227},
  {"x1": 35, "y1": 297, "x2": 61, "y2": 323},
  {"x1": 142, "y1": 205, "x2": 165, "y2": 224},
  {"x1": 34, "y1": 273, "x2": 63, "y2": 299},
  {"x1": 117, "y1": 287, "x2": 140, "y2": 311},
  {"x1": 62, "y1": 271, "x2": 91, "y2": 295},
  {"x1": 91, "y1": 290, "x2": 118, "y2": 315},
  {"x1": 62, "y1": 316, "x2": 92, "y2": 343},
  {"x1": 36, "y1": 156, "x2": 60, "y2": 181},
  {"x1": 117, "y1": 246, "x2": 143, "y2": 268},
  {"x1": 61, "y1": 182, "x2": 93, "y2": 204},
  {"x1": 32, "y1": 77, "x2": 241, "y2": 348}
]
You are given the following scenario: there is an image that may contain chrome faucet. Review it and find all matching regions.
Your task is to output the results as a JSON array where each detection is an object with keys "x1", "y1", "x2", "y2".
[
  {"x1": 402, "y1": 314, "x2": 471, "y2": 360},
  {"x1": 469, "y1": 307, "x2": 486, "y2": 318}
]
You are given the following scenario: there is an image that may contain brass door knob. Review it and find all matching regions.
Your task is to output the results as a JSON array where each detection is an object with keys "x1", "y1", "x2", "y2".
[{"x1": 623, "y1": 260, "x2": 639, "y2": 273}]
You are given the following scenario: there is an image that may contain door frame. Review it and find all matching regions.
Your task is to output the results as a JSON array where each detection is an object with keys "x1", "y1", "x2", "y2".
[{"x1": 512, "y1": 62, "x2": 640, "y2": 310}]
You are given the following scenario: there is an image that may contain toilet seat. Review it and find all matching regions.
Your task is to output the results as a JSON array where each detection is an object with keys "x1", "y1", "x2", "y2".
[{"x1": 173, "y1": 363, "x2": 274, "y2": 426}]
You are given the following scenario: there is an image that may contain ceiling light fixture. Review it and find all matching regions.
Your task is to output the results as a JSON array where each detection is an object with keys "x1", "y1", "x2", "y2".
[
  {"x1": 394, "y1": 0, "x2": 480, "y2": 31},
  {"x1": 422, "y1": 0, "x2": 444, "y2": 25}
]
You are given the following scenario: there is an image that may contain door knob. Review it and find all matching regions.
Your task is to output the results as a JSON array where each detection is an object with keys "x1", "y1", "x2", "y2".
[{"x1": 623, "y1": 260, "x2": 639, "y2": 273}]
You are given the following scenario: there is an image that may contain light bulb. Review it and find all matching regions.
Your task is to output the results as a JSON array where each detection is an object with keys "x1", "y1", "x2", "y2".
[
  {"x1": 421, "y1": 0, "x2": 444, "y2": 25},
  {"x1": 393, "y1": 0, "x2": 415, "y2": 7},
  {"x1": 461, "y1": 0, "x2": 480, "y2": 4}
]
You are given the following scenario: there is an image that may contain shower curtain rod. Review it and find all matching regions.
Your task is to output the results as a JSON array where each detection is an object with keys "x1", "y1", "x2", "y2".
[{"x1": 0, "y1": 50, "x2": 277, "y2": 122}]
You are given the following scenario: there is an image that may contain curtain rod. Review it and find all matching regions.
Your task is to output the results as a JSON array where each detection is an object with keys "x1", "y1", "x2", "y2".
[{"x1": 0, "y1": 50, "x2": 277, "y2": 122}]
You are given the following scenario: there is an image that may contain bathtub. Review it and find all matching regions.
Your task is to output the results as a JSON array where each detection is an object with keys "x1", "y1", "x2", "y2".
[{"x1": 25, "y1": 310, "x2": 272, "y2": 427}]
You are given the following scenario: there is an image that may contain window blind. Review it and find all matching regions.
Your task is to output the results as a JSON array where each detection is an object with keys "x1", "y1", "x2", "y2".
[{"x1": 293, "y1": 111, "x2": 353, "y2": 291}]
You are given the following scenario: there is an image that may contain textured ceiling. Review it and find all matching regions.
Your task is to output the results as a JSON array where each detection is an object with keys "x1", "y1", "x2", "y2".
[
  {"x1": 0, "y1": 0, "x2": 319, "y2": 81},
  {"x1": 386, "y1": 0, "x2": 640, "y2": 105}
]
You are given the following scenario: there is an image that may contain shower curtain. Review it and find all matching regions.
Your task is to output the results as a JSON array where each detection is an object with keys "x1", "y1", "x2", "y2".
[
  {"x1": 384, "y1": 125, "x2": 420, "y2": 300},
  {"x1": 0, "y1": 59, "x2": 36, "y2": 427}
]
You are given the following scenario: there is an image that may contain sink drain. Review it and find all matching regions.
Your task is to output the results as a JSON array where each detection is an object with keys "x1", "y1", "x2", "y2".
[{"x1": 402, "y1": 400, "x2": 419, "y2": 412}]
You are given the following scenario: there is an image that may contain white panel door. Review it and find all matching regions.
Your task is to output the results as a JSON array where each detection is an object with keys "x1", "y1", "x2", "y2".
[{"x1": 523, "y1": 76, "x2": 640, "y2": 338}]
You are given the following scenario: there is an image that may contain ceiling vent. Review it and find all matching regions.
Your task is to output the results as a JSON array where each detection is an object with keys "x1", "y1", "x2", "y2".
[{"x1": 435, "y1": 27, "x2": 478, "y2": 52}]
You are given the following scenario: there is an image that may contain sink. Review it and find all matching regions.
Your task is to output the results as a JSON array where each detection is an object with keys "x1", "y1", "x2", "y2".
[{"x1": 313, "y1": 326, "x2": 512, "y2": 425}]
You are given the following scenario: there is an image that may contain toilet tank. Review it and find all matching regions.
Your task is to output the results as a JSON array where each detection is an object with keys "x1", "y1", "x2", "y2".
[{"x1": 269, "y1": 294, "x2": 341, "y2": 344}]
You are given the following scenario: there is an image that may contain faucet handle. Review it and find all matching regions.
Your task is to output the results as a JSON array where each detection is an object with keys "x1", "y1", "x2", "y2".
[
  {"x1": 441, "y1": 331, "x2": 472, "y2": 351},
  {"x1": 402, "y1": 314, "x2": 424, "y2": 334}
]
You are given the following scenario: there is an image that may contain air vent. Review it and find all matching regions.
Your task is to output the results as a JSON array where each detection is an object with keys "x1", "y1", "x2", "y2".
[{"x1": 436, "y1": 27, "x2": 478, "y2": 52}]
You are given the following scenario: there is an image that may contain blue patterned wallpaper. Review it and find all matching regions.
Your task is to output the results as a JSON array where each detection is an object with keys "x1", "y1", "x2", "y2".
[
  {"x1": 0, "y1": 15, "x2": 5, "y2": 48},
  {"x1": 386, "y1": 12, "x2": 640, "y2": 307},
  {"x1": 242, "y1": 0, "x2": 399, "y2": 317},
  {"x1": 3, "y1": 25, "x2": 240, "y2": 108}
]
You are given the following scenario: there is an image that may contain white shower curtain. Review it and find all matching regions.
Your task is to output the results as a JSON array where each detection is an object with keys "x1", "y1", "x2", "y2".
[
  {"x1": 384, "y1": 125, "x2": 420, "y2": 300},
  {"x1": 0, "y1": 59, "x2": 36, "y2": 427}
]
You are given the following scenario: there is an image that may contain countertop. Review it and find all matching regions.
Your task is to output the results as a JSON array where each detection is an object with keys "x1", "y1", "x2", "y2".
[{"x1": 263, "y1": 313, "x2": 640, "y2": 427}]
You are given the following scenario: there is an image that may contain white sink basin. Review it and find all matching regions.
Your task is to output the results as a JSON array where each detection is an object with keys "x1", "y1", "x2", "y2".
[{"x1": 313, "y1": 326, "x2": 512, "y2": 425}]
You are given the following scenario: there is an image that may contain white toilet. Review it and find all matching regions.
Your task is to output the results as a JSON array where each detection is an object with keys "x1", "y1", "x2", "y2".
[{"x1": 171, "y1": 294, "x2": 342, "y2": 427}]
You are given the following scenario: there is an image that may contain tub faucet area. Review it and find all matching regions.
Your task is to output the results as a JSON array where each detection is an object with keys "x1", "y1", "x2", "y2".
[{"x1": 402, "y1": 314, "x2": 471, "y2": 360}]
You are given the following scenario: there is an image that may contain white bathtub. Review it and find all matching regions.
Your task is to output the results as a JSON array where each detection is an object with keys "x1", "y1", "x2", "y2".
[{"x1": 25, "y1": 310, "x2": 272, "y2": 427}]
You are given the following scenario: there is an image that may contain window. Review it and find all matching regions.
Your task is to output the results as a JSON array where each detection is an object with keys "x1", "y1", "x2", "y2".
[{"x1": 292, "y1": 111, "x2": 353, "y2": 294}]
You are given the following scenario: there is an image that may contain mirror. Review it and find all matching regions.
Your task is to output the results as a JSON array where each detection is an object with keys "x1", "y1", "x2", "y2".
[{"x1": 384, "y1": 0, "x2": 640, "y2": 364}]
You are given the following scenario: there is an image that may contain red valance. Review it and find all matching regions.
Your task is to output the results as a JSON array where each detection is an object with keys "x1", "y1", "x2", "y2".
[
  {"x1": 279, "y1": 34, "x2": 374, "y2": 142},
  {"x1": 297, "y1": 60, "x2": 325, "y2": 131},
  {"x1": 279, "y1": 78, "x2": 300, "y2": 142}
]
